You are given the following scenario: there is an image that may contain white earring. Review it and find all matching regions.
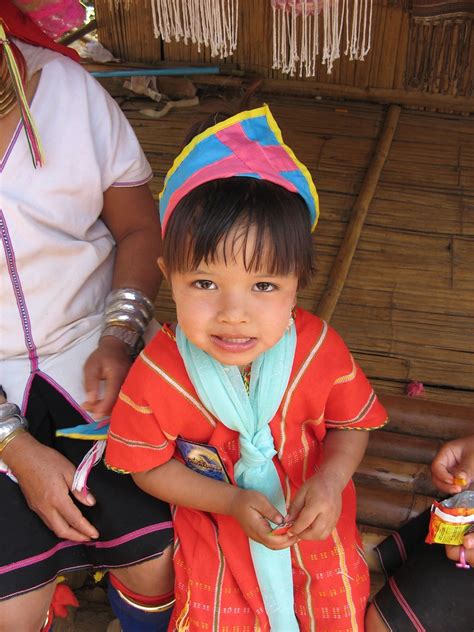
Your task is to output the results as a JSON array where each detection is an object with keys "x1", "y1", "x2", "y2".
[{"x1": 287, "y1": 306, "x2": 296, "y2": 330}]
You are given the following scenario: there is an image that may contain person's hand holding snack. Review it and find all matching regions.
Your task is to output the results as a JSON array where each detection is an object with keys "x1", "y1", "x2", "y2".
[{"x1": 431, "y1": 435, "x2": 474, "y2": 494}]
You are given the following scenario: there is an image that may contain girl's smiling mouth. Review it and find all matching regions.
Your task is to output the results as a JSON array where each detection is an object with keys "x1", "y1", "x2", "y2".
[{"x1": 210, "y1": 335, "x2": 257, "y2": 352}]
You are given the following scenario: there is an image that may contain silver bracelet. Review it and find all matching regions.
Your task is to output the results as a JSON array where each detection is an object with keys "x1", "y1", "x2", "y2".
[
  {"x1": 0, "y1": 402, "x2": 21, "y2": 423},
  {"x1": 0, "y1": 402, "x2": 29, "y2": 443},
  {"x1": 101, "y1": 288, "x2": 154, "y2": 355},
  {"x1": 101, "y1": 325, "x2": 142, "y2": 355},
  {"x1": 102, "y1": 288, "x2": 154, "y2": 335}
]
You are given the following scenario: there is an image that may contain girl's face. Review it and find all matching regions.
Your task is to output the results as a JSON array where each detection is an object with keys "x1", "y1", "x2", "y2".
[{"x1": 160, "y1": 227, "x2": 298, "y2": 367}]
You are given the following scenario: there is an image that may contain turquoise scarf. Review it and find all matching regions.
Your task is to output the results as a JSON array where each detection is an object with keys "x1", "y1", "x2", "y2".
[{"x1": 176, "y1": 325, "x2": 299, "y2": 631}]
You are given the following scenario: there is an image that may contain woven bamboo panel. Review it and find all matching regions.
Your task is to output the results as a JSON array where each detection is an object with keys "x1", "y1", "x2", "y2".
[
  {"x1": 95, "y1": 0, "x2": 472, "y2": 96},
  {"x1": 113, "y1": 85, "x2": 474, "y2": 404}
]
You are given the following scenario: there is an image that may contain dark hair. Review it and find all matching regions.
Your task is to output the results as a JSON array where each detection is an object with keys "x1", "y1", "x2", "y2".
[{"x1": 162, "y1": 177, "x2": 314, "y2": 288}]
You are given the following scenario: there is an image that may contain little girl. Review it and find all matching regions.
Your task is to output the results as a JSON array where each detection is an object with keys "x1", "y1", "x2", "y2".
[{"x1": 106, "y1": 106, "x2": 388, "y2": 631}]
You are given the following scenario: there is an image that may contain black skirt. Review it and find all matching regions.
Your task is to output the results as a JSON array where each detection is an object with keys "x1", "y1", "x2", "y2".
[
  {"x1": 0, "y1": 375, "x2": 173, "y2": 600},
  {"x1": 373, "y1": 509, "x2": 474, "y2": 631}
]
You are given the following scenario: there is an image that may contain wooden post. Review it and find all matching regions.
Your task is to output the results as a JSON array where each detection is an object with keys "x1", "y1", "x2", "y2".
[{"x1": 316, "y1": 104, "x2": 402, "y2": 322}]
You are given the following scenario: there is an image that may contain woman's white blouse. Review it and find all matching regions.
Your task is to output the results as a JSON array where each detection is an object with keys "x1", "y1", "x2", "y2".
[{"x1": 0, "y1": 41, "x2": 153, "y2": 409}]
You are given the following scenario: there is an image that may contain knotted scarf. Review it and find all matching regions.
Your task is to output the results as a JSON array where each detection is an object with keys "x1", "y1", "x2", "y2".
[{"x1": 176, "y1": 324, "x2": 299, "y2": 631}]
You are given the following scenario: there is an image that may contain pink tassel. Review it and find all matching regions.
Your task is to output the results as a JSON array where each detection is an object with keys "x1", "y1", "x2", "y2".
[{"x1": 406, "y1": 381, "x2": 425, "y2": 397}]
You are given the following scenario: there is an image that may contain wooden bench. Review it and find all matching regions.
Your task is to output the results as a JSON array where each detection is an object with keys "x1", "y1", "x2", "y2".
[{"x1": 355, "y1": 393, "x2": 473, "y2": 594}]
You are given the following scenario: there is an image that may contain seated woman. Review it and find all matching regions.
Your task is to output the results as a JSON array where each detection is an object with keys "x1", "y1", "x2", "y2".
[
  {"x1": 365, "y1": 434, "x2": 474, "y2": 632},
  {"x1": 0, "y1": 2, "x2": 173, "y2": 630}
]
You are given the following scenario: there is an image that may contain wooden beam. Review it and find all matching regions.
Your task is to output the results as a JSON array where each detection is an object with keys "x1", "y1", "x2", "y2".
[
  {"x1": 356, "y1": 484, "x2": 433, "y2": 529},
  {"x1": 59, "y1": 19, "x2": 97, "y2": 46},
  {"x1": 317, "y1": 104, "x2": 401, "y2": 321},
  {"x1": 193, "y1": 75, "x2": 474, "y2": 114},
  {"x1": 379, "y1": 394, "x2": 474, "y2": 441}
]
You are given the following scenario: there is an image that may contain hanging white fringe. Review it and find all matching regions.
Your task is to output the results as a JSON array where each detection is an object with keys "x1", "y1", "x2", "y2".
[
  {"x1": 272, "y1": 0, "x2": 373, "y2": 76},
  {"x1": 71, "y1": 439, "x2": 107, "y2": 493},
  {"x1": 146, "y1": 0, "x2": 239, "y2": 59}
]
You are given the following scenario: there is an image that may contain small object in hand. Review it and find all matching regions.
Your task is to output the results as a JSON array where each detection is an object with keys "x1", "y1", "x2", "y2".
[
  {"x1": 455, "y1": 547, "x2": 471, "y2": 569},
  {"x1": 454, "y1": 477, "x2": 467, "y2": 486},
  {"x1": 271, "y1": 521, "x2": 294, "y2": 536}
]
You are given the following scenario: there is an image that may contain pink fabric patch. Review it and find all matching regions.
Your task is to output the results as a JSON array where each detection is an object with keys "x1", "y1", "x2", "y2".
[{"x1": 161, "y1": 153, "x2": 298, "y2": 234}]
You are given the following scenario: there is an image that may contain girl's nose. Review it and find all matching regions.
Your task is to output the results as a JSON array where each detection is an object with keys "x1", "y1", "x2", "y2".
[{"x1": 216, "y1": 294, "x2": 249, "y2": 323}]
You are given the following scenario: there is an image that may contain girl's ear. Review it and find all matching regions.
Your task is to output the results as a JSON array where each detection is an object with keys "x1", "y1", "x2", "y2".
[
  {"x1": 158, "y1": 257, "x2": 175, "y2": 301},
  {"x1": 157, "y1": 256, "x2": 168, "y2": 280}
]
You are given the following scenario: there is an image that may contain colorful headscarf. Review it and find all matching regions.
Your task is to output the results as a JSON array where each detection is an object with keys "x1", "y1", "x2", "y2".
[
  {"x1": 1, "y1": 0, "x2": 81, "y2": 60},
  {"x1": 12, "y1": 0, "x2": 85, "y2": 40},
  {"x1": 159, "y1": 105, "x2": 319, "y2": 236}
]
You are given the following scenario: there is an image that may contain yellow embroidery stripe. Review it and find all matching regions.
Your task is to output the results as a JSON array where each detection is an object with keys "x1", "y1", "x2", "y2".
[
  {"x1": 175, "y1": 585, "x2": 191, "y2": 632},
  {"x1": 108, "y1": 429, "x2": 168, "y2": 451},
  {"x1": 119, "y1": 391, "x2": 153, "y2": 414},
  {"x1": 325, "y1": 390, "x2": 376, "y2": 427},
  {"x1": 293, "y1": 542, "x2": 316, "y2": 632},
  {"x1": 333, "y1": 355, "x2": 357, "y2": 385},
  {"x1": 140, "y1": 352, "x2": 216, "y2": 428},
  {"x1": 105, "y1": 463, "x2": 131, "y2": 474},
  {"x1": 279, "y1": 320, "x2": 329, "y2": 458},
  {"x1": 212, "y1": 528, "x2": 226, "y2": 632},
  {"x1": 329, "y1": 418, "x2": 389, "y2": 431},
  {"x1": 332, "y1": 529, "x2": 358, "y2": 631}
]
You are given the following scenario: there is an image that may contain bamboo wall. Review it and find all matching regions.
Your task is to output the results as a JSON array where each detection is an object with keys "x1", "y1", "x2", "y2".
[
  {"x1": 110, "y1": 86, "x2": 474, "y2": 405},
  {"x1": 95, "y1": 0, "x2": 473, "y2": 98}
]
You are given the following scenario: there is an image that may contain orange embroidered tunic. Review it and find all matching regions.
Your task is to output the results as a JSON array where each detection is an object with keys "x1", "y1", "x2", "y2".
[{"x1": 106, "y1": 309, "x2": 388, "y2": 632}]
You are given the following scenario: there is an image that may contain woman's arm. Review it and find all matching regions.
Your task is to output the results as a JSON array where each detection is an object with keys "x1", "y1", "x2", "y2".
[
  {"x1": 83, "y1": 184, "x2": 163, "y2": 416},
  {"x1": 101, "y1": 184, "x2": 163, "y2": 297}
]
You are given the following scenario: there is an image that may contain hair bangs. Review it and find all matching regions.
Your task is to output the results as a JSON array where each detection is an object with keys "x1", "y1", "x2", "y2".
[{"x1": 162, "y1": 178, "x2": 314, "y2": 288}]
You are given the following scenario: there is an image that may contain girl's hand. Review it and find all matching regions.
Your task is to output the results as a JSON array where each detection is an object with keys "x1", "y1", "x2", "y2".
[
  {"x1": 286, "y1": 472, "x2": 342, "y2": 541},
  {"x1": 445, "y1": 530, "x2": 474, "y2": 567},
  {"x1": 82, "y1": 337, "x2": 132, "y2": 417},
  {"x1": 229, "y1": 489, "x2": 298, "y2": 550},
  {"x1": 431, "y1": 435, "x2": 474, "y2": 494}
]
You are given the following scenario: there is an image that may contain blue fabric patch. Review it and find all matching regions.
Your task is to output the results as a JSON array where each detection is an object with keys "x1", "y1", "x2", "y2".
[
  {"x1": 241, "y1": 115, "x2": 279, "y2": 146},
  {"x1": 280, "y1": 169, "x2": 316, "y2": 225},
  {"x1": 160, "y1": 135, "x2": 233, "y2": 221}
]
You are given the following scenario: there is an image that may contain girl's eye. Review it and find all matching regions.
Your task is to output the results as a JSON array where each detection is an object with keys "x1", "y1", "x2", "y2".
[
  {"x1": 194, "y1": 280, "x2": 216, "y2": 290},
  {"x1": 254, "y1": 282, "x2": 276, "y2": 292}
]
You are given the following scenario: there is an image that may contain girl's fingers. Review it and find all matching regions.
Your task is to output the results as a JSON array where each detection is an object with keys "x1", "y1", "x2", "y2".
[{"x1": 289, "y1": 505, "x2": 317, "y2": 536}]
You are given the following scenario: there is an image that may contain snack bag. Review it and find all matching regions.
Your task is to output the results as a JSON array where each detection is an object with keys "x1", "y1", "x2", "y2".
[{"x1": 426, "y1": 491, "x2": 474, "y2": 545}]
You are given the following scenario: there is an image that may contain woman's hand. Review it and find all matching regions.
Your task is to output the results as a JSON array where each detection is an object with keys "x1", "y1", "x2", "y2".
[
  {"x1": 431, "y1": 435, "x2": 474, "y2": 494},
  {"x1": 82, "y1": 336, "x2": 132, "y2": 417},
  {"x1": 2, "y1": 433, "x2": 98, "y2": 542},
  {"x1": 286, "y1": 472, "x2": 342, "y2": 541},
  {"x1": 229, "y1": 489, "x2": 298, "y2": 550}
]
